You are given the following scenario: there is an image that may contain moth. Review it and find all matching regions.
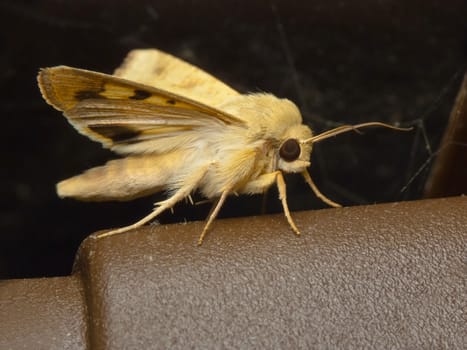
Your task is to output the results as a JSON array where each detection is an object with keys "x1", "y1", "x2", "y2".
[{"x1": 38, "y1": 49, "x2": 409, "y2": 244}]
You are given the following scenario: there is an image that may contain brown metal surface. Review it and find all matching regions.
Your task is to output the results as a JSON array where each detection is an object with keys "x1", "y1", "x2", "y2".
[
  {"x1": 0, "y1": 276, "x2": 87, "y2": 350},
  {"x1": 72, "y1": 196, "x2": 465, "y2": 349},
  {"x1": 1, "y1": 196, "x2": 465, "y2": 349}
]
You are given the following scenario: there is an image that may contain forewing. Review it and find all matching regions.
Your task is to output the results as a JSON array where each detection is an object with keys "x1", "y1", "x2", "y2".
[
  {"x1": 38, "y1": 66, "x2": 245, "y2": 153},
  {"x1": 114, "y1": 49, "x2": 240, "y2": 108}
]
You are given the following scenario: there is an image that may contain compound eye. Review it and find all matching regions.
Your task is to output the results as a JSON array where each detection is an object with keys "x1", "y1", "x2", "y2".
[{"x1": 279, "y1": 138, "x2": 301, "y2": 162}]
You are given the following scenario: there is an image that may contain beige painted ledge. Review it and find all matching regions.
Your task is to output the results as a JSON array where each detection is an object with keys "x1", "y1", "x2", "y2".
[{"x1": 1, "y1": 196, "x2": 466, "y2": 349}]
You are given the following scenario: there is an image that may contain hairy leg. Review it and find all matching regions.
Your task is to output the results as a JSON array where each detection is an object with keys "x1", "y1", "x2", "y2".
[
  {"x1": 96, "y1": 164, "x2": 210, "y2": 239},
  {"x1": 198, "y1": 189, "x2": 231, "y2": 245},
  {"x1": 276, "y1": 171, "x2": 300, "y2": 235},
  {"x1": 301, "y1": 170, "x2": 341, "y2": 208},
  {"x1": 242, "y1": 171, "x2": 300, "y2": 235}
]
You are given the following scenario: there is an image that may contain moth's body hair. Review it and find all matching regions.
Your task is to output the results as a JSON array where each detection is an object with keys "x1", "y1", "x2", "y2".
[
  {"x1": 61, "y1": 93, "x2": 308, "y2": 201},
  {"x1": 39, "y1": 49, "x2": 410, "y2": 244}
]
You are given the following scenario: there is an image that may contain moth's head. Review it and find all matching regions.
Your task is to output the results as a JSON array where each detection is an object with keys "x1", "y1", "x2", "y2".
[
  {"x1": 276, "y1": 121, "x2": 413, "y2": 173},
  {"x1": 276, "y1": 124, "x2": 313, "y2": 173}
]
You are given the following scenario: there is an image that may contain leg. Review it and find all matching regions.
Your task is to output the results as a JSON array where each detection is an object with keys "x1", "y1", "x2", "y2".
[
  {"x1": 301, "y1": 170, "x2": 341, "y2": 208},
  {"x1": 276, "y1": 172, "x2": 300, "y2": 235},
  {"x1": 197, "y1": 189, "x2": 231, "y2": 245},
  {"x1": 96, "y1": 165, "x2": 209, "y2": 239},
  {"x1": 243, "y1": 171, "x2": 300, "y2": 235}
]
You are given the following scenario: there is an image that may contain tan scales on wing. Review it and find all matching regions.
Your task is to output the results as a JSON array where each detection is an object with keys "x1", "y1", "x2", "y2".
[
  {"x1": 114, "y1": 49, "x2": 240, "y2": 108},
  {"x1": 37, "y1": 66, "x2": 245, "y2": 151}
]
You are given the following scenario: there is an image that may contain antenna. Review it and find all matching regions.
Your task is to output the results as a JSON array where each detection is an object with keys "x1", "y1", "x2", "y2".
[{"x1": 302, "y1": 122, "x2": 412, "y2": 144}]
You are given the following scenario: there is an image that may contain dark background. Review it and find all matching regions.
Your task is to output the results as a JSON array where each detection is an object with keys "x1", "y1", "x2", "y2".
[{"x1": 1, "y1": 0, "x2": 466, "y2": 278}]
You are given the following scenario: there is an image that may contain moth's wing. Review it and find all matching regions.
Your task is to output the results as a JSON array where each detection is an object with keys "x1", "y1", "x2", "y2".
[
  {"x1": 38, "y1": 66, "x2": 245, "y2": 154},
  {"x1": 114, "y1": 49, "x2": 240, "y2": 107},
  {"x1": 57, "y1": 151, "x2": 186, "y2": 201}
]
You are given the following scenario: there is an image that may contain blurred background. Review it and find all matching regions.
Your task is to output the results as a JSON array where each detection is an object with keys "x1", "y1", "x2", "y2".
[{"x1": 1, "y1": 0, "x2": 466, "y2": 278}]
